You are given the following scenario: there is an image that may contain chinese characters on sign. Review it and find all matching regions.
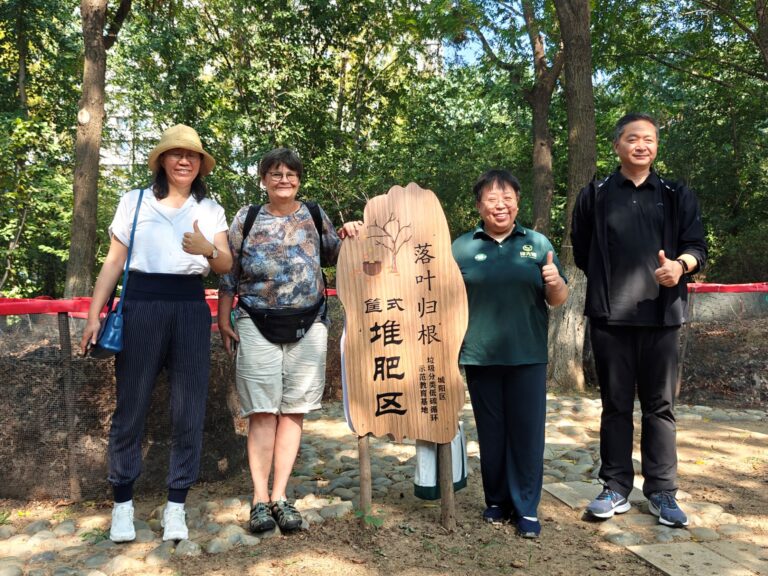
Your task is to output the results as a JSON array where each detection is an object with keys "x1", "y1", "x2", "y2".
[{"x1": 337, "y1": 183, "x2": 468, "y2": 443}]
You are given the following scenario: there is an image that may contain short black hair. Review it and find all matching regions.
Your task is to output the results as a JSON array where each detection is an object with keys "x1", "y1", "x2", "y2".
[
  {"x1": 153, "y1": 168, "x2": 207, "y2": 202},
  {"x1": 259, "y1": 148, "x2": 303, "y2": 180},
  {"x1": 472, "y1": 169, "x2": 521, "y2": 203},
  {"x1": 614, "y1": 113, "x2": 659, "y2": 142}
]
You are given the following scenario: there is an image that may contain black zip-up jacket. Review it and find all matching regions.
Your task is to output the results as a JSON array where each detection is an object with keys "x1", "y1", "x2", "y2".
[{"x1": 571, "y1": 170, "x2": 708, "y2": 326}]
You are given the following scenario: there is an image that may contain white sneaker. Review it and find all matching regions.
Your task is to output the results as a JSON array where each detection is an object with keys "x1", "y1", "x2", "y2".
[
  {"x1": 109, "y1": 501, "x2": 136, "y2": 542},
  {"x1": 161, "y1": 504, "x2": 188, "y2": 541}
]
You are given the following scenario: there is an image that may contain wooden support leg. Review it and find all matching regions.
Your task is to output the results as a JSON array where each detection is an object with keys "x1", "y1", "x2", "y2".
[
  {"x1": 438, "y1": 442, "x2": 455, "y2": 531},
  {"x1": 358, "y1": 435, "x2": 372, "y2": 526},
  {"x1": 58, "y1": 312, "x2": 81, "y2": 502}
]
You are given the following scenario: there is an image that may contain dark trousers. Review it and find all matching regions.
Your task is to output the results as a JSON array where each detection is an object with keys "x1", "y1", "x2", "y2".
[
  {"x1": 590, "y1": 323, "x2": 680, "y2": 498},
  {"x1": 465, "y1": 364, "x2": 546, "y2": 518},
  {"x1": 108, "y1": 295, "x2": 211, "y2": 492}
]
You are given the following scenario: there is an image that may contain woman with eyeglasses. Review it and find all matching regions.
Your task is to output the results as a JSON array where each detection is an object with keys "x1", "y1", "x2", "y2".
[
  {"x1": 80, "y1": 124, "x2": 233, "y2": 544},
  {"x1": 452, "y1": 169, "x2": 568, "y2": 539},
  {"x1": 217, "y1": 147, "x2": 361, "y2": 534}
]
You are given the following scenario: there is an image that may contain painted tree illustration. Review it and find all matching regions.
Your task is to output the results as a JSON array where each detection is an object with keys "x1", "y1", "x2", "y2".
[{"x1": 367, "y1": 213, "x2": 412, "y2": 273}]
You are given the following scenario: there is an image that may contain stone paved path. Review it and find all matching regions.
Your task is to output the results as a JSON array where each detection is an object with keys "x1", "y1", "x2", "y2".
[{"x1": 0, "y1": 394, "x2": 765, "y2": 576}]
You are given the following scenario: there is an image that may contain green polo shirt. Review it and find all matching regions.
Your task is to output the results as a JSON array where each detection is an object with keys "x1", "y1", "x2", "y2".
[{"x1": 452, "y1": 222, "x2": 566, "y2": 366}]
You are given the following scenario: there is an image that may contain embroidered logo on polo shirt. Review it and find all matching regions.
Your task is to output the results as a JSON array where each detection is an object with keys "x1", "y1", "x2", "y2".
[
  {"x1": 474, "y1": 253, "x2": 487, "y2": 262},
  {"x1": 520, "y1": 244, "x2": 537, "y2": 259}
]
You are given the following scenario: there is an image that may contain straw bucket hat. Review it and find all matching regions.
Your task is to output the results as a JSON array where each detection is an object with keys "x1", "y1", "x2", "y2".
[{"x1": 148, "y1": 124, "x2": 216, "y2": 176}]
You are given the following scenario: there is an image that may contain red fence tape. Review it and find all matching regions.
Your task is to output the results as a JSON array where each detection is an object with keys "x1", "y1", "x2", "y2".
[
  {"x1": 687, "y1": 282, "x2": 768, "y2": 293},
  {"x1": 0, "y1": 288, "x2": 340, "y2": 317},
  {"x1": 0, "y1": 285, "x2": 760, "y2": 317}
]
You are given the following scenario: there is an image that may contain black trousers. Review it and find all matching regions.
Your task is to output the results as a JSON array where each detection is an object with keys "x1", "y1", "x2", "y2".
[
  {"x1": 108, "y1": 273, "x2": 211, "y2": 493},
  {"x1": 590, "y1": 323, "x2": 680, "y2": 498},
  {"x1": 465, "y1": 363, "x2": 546, "y2": 518}
]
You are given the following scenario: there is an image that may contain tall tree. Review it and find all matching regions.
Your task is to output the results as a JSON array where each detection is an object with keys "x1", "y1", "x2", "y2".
[
  {"x1": 548, "y1": 0, "x2": 596, "y2": 390},
  {"x1": 454, "y1": 0, "x2": 564, "y2": 234},
  {"x1": 64, "y1": 0, "x2": 130, "y2": 297}
]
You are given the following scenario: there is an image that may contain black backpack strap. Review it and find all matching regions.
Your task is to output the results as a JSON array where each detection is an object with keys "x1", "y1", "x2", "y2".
[
  {"x1": 303, "y1": 201, "x2": 328, "y2": 319},
  {"x1": 239, "y1": 204, "x2": 261, "y2": 257},
  {"x1": 304, "y1": 201, "x2": 325, "y2": 266},
  {"x1": 236, "y1": 205, "x2": 260, "y2": 296}
]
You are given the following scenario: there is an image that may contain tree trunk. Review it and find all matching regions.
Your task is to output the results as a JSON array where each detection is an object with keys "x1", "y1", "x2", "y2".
[
  {"x1": 336, "y1": 55, "x2": 348, "y2": 133},
  {"x1": 549, "y1": 0, "x2": 596, "y2": 391},
  {"x1": 17, "y1": 7, "x2": 28, "y2": 114},
  {"x1": 521, "y1": 0, "x2": 562, "y2": 236},
  {"x1": 528, "y1": 91, "x2": 555, "y2": 235},
  {"x1": 65, "y1": 0, "x2": 131, "y2": 297},
  {"x1": 64, "y1": 0, "x2": 108, "y2": 297},
  {"x1": 757, "y1": 0, "x2": 768, "y2": 72}
]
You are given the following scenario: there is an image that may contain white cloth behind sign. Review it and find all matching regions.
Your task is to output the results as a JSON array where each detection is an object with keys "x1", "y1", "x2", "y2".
[{"x1": 413, "y1": 421, "x2": 468, "y2": 500}]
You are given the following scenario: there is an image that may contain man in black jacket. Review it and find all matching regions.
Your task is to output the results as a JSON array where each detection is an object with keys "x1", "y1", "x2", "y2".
[{"x1": 571, "y1": 113, "x2": 707, "y2": 528}]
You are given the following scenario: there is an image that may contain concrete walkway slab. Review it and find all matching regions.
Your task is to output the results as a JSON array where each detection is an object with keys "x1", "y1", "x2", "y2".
[
  {"x1": 627, "y1": 542, "x2": 757, "y2": 576},
  {"x1": 543, "y1": 480, "x2": 602, "y2": 509},
  {"x1": 704, "y1": 540, "x2": 768, "y2": 575}
]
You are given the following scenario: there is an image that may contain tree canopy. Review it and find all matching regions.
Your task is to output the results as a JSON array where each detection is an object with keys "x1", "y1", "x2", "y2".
[{"x1": 1, "y1": 0, "x2": 767, "y2": 297}]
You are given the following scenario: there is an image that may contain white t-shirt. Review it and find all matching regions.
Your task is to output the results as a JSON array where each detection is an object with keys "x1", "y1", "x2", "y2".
[{"x1": 109, "y1": 188, "x2": 228, "y2": 275}]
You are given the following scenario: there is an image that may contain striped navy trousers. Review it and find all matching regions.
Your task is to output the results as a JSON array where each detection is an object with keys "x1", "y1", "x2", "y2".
[{"x1": 108, "y1": 273, "x2": 211, "y2": 495}]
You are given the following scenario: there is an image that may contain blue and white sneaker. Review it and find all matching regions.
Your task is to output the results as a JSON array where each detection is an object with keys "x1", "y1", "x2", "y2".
[
  {"x1": 648, "y1": 491, "x2": 689, "y2": 527},
  {"x1": 586, "y1": 487, "x2": 631, "y2": 519},
  {"x1": 482, "y1": 505, "x2": 508, "y2": 524},
  {"x1": 516, "y1": 517, "x2": 541, "y2": 539}
]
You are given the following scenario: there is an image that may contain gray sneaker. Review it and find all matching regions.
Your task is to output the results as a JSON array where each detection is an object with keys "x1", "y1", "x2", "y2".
[
  {"x1": 586, "y1": 487, "x2": 631, "y2": 519},
  {"x1": 648, "y1": 491, "x2": 689, "y2": 528}
]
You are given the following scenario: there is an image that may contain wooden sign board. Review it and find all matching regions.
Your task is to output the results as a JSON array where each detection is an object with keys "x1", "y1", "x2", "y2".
[{"x1": 337, "y1": 183, "x2": 468, "y2": 444}]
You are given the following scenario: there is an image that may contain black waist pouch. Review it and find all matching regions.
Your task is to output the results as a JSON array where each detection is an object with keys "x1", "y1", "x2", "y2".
[{"x1": 239, "y1": 298, "x2": 325, "y2": 344}]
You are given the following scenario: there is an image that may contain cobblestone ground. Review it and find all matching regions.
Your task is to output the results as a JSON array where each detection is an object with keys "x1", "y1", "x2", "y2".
[{"x1": 0, "y1": 394, "x2": 765, "y2": 576}]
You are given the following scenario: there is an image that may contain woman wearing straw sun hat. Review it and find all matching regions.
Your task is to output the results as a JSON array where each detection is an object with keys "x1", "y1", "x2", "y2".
[{"x1": 80, "y1": 124, "x2": 232, "y2": 544}]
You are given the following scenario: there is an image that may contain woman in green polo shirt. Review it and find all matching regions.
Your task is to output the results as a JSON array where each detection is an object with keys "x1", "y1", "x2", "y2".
[{"x1": 452, "y1": 169, "x2": 568, "y2": 538}]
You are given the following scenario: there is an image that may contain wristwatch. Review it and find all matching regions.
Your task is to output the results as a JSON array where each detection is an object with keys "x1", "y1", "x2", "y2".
[
  {"x1": 207, "y1": 246, "x2": 218, "y2": 260},
  {"x1": 676, "y1": 258, "x2": 689, "y2": 273}
]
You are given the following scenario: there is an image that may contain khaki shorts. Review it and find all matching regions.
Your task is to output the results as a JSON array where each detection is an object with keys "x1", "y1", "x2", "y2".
[{"x1": 234, "y1": 316, "x2": 328, "y2": 415}]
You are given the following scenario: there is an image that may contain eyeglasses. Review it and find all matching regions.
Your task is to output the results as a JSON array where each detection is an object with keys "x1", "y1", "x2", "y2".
[
  {"x1": 268, "y1": 171, "x2": 300, "y2": 183},
  {"x1": 481, "y1": 194, "x2": 517, "y2": 206},
  {"x1": 164, "y1": 150, "x2": 202, "y2": 162}
]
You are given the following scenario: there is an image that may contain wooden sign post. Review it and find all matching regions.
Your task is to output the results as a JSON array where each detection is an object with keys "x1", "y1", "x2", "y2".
[{"x1": 337, "y1": 183, "x2": 468, "y2": 529}]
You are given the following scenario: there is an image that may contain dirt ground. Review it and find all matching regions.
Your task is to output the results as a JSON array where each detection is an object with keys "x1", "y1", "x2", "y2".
[
  {"x1": 2, "y1": 407, "x2": 766, "y2": 576},
  {"x1": 1, "y1": 316, "x2": 765, "y2": 575},
  {"x1": 172, "y1": 417, "x2": 768, "y2": 576}
]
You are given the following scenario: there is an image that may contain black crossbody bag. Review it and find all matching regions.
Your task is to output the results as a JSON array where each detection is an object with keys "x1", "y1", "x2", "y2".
[{"x1": 237, "y1": 202, "x2": 327, "y2": 344}]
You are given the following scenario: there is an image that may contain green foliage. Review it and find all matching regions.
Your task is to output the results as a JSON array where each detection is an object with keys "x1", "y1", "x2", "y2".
[
  {"x1": 1, "y1": 0, "x2": 768, "y2": 295},
  {"x1": 0, "y1": 510, "x2": 10, "y2": 525},
  {"x1": 706, "y1": 222, "x2": 768, "y2": 283},
  {"x1": 0, "y1": 0, "x2": 78, "y2": 297},
  {"x1": 355, "y1": 507, "x2": 385, "y2": 528},
  {"x1": 80, "y1": 527, "x2": 109, "y2": 544},
  {"x1": 0, "y1": 116, "x2": 73, "y2": 296}
]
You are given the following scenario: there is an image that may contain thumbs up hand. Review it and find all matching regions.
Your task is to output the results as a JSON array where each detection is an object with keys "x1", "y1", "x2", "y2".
[
  {"x1": 182, "y1": 219, "x2": 213, "y2": 256},
  {"x1": 654, "y1": 249, "x2": 683, "y2": 287},
  {"x1": 541, "y1": 251, "x2": 561, "y2": 288}
]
